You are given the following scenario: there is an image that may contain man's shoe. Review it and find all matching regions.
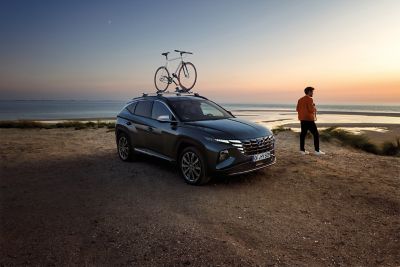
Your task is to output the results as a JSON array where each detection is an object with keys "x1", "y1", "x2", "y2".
[
  {"x1": 314, "y1": 150, "x2": 326, "y2": 155},
  {"x1": 300, "y1": 150, "x2": 310, "y2": 155}
]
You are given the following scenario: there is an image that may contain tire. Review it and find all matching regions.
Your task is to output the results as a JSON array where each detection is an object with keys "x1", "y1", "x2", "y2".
[
  {"x1": 154, "y1": 66, "x2": 170, "y2": 92},
  {"x1": 178, "y1": 62, "x2": 197, "y2": 92},
  {"x1": 179, "y1": 146, "x2": 210, "y2": 185},
  {"x1": 117, "y1": 132, "x2": 136, "y2": 161}
]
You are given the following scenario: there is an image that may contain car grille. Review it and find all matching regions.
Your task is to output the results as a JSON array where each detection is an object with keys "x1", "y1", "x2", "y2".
[{"x1": 237, "y1": 135, "x2": 274, "y2": 156}]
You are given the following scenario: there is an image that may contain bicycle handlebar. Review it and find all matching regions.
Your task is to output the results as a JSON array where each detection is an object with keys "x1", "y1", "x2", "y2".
[{"x1": 174, "y1": 50, "x2": 193, "y2": 55}]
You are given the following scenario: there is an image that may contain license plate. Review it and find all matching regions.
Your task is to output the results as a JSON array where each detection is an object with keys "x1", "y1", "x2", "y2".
[{"x1": 253, "y1": 151, "x2": 270, "y2": 162}]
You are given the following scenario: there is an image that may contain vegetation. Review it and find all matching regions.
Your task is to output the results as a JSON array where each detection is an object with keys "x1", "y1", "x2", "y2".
[
  {"x1": 320, "y1": 127, "x2": 399, "y2": 157},
  {"x1": 0, "y1": 120, "x2": 115, "y2": 130},
  {"x1": 272, "y1": 125, "x2": 292, "y2": 134}
]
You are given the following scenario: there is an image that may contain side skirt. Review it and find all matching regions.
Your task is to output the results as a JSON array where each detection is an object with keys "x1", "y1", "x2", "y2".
[{"x1": 134, "y1": 148, "x2": 175, "y2": 162}]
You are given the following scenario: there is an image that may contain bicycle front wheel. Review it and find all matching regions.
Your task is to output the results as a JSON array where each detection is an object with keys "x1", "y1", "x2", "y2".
[
  {"x1": 154, "y1": 66, "x2": 170, "y2": 92},
  {"x1": 178, "y1": 62, "x2": 197, "y2": 92}
]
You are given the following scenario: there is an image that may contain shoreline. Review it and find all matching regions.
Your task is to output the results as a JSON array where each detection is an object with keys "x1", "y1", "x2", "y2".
[
  {"x1": 1, "y1": 109, "x2": 400, "y2": 122},
  {"x1": 0, "y1": 118, "x2": 116, "y2": 123},
  {"x1": 281, "y1": 122, "x2": 400, "y2": 128},
  {"x1": 231, "y1": 109, "x2": 400, "y2": 117}
]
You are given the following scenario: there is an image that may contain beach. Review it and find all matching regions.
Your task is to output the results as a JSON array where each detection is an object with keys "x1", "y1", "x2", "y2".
[
  {"x1": 2, "y1": 0, "x2": 400, "y2": 265},
  {"x1": 1, "y1": 127, "x2": 399, "y2": 266}
]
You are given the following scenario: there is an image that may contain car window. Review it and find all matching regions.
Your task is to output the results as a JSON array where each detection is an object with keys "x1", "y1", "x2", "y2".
[
  {"x1": 169, "y1": 99, "x2": 232, "y2": 122},
  {"x1": 134, "y1": 100, "x2": 153, "y2": 118},
  {"x1": 126, "y1": 102, "x2": 137, "y2": 114},
  {"x1": 152, "y1": 101, "x2": 173, "y2": 120},
  {"x1": 200, "y1": 102, "x2": 224, "y2": 117}
]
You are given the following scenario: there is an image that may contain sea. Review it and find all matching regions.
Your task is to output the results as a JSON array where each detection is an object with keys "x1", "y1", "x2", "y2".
[{"x1": 0, "y1": 100, "x2": 399, "y2": 131}]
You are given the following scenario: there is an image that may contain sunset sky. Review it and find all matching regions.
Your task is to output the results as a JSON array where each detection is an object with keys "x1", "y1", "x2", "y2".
[{"x1": 0, "y1": 0, "x2": 399, "y2": 104}]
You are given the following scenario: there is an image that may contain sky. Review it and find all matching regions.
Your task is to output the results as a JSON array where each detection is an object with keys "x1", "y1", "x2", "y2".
[{"x1": 0, "y1": 0, "x2": 399, "y2": 104}]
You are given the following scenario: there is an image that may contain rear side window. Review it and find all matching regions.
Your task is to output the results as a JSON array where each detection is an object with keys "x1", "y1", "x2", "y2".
[
  {"x1": 135, "y1": 101, "x2": 153, "y2": 117},
  {"x1": 152, "y1": 101, "x2": 172, "y2": 120},
  {"x1": 126, "y1": 102, "x2": 137, "y2": 114}
]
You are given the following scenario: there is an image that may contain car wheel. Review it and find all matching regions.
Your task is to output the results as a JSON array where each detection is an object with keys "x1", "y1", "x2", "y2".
[
  {"x1": 117, "y1": 133, "x2": 136, "y2": 161},
  {"x1": 179, "y1": 147, "x2": 210, "y2": 185}
]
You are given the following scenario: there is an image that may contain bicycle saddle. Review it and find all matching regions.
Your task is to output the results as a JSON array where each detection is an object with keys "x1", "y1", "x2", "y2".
[
  {"x1": 174, "y1": 50, "x2": 193, "y2": 55},
  {"x1": 162, "y1": 52, "x2": 170, "y2": 57}
]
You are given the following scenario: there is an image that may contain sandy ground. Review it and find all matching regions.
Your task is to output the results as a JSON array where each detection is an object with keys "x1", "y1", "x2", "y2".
[{"x1": 0, "y1": 128, "x2": 399, "y2": 266}]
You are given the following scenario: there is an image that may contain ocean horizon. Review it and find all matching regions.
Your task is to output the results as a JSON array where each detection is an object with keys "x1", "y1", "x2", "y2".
[{"x1": 0, "y1": 99, "x2": 399, "y2": 121}]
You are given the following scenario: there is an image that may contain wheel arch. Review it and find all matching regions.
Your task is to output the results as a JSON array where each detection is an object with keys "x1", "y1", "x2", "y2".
[
  {"x1": 115, "y1": 125, "x2": 130, "y2": 143},
  {"x1": 175, "y1": 137, "x2": 206, "y2": 161}
]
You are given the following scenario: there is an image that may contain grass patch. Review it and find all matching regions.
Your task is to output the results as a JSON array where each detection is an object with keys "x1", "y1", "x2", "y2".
[
  {"x1": 0, "y1": 120, "x2": 115, "y2": 130},
  {"x1": 0, "y1": 120, "x2": 52, "y2": 129},
  {"x1": 321, "y1": 127, "x2": 399, "y2": 156},
  {"x1": 272, "y1": 125, "x2": 292, "y2": 134}
]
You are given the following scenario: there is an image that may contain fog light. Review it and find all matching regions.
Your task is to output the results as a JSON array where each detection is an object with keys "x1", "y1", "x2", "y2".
[{"x1": 218, "y1": 149, "x2": 230, "y2": 162}]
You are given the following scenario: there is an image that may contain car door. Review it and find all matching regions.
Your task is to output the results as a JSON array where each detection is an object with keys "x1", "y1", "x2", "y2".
[
  {"x1": 146, "y1": 100, "x2": 179, "y2": 158},
  {"x1": 131, "y1": 100, "x2": 154, "y2": 149}
]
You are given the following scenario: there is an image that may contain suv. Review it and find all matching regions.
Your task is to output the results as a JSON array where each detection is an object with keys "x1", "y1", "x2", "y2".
[{"x1": 115, "y1": 93, "x2": 275, "y2": 185}]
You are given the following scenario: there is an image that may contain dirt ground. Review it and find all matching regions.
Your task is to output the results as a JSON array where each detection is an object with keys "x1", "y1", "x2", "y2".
[{"x1": 0, "y1": 128, "x2": 399, "y2": 266}]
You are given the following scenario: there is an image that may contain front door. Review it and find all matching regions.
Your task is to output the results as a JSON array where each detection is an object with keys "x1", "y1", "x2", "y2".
[{"x1": 146, "y1": 101, "x2": 178, "y2": 158}]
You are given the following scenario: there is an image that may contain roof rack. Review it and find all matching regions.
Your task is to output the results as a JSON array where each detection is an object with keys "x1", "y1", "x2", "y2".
[{"x1": 140, "y1": 91, "x2": 206, "y2": 99}]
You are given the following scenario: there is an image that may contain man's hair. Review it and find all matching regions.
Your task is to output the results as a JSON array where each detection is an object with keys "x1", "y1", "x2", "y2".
[{"x1": 304, "y1": 87, "x2": 314, "y2": 95}]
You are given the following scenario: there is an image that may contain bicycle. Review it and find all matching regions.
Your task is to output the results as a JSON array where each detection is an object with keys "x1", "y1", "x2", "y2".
[{"x1": 154, "y1": 50, "x2": 197, "y2": 93}]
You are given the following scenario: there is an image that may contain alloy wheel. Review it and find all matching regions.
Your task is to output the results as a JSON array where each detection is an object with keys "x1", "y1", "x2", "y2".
[
  {"x1": 181, "y1": 151, "x2": 202, "y2": 182},
  {"x1": 118, "y1": 136, "x2": 130, "y2": 160}
]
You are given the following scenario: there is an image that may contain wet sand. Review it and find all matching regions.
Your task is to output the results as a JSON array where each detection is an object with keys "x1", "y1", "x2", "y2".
[{"x1": 231, "y1": 109, "x2": 400, "y2": 117}]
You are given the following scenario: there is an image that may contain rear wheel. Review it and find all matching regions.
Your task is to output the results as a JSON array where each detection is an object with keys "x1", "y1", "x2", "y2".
[
  {"x1": 179, "y1": 147, "x2": 210, "y2": 185},
  {"x1": 117, "y1": 133, "x2": 136, "y2": 161},
  {"x1": 154, "y1": 66, "x2": 170, "y2": 92},
  {"x1": 178, "y1": 62, "x2": 197, "y2": 92}
]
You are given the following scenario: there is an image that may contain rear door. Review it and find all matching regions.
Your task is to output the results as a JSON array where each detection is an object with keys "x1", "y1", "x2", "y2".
[{"x1": 131, "y1": 100, "x2": 154, "y2": 149}]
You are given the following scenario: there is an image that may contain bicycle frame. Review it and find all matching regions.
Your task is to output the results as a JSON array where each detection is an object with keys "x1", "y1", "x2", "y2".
[{"x1": 163, "y1": 54, "x2": 187, "y2": 77}]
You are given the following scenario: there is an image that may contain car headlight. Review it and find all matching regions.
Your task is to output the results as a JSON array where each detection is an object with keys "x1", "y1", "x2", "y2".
[
  {"x1": 205, "y1": 138, "x2": 244, "y2": 153},
  {"x1": 214, "y1": 138, "x2": 230, "y2": 144}
]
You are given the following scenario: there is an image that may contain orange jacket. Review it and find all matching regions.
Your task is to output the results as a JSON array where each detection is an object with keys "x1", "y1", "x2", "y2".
[{"x1": 296, "y1": 96, "x2": 316, "y2": 121}]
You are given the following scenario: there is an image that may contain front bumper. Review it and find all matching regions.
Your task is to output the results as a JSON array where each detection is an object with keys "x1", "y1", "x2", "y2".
[{"x1": 213, "y1": 154, "x2": 276, "y2": 176}]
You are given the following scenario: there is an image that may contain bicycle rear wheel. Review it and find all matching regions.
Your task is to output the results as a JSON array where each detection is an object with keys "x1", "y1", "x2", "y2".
[
  {"x1": 154, "y1": 66, "x2": 170, "y2": 92},
  {"x1": 178, "y1": 62, "x2": 197, "y2": 92}
]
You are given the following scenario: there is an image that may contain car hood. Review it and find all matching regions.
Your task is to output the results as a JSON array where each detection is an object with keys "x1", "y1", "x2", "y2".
[{"x1": 184, "y1": 118, "x2": 271, "y2": 139}]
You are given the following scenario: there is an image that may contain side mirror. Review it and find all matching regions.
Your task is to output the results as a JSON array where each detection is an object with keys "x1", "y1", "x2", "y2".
[{"x1": 157, "y1": 115, "x2": 177, "y2": 123}]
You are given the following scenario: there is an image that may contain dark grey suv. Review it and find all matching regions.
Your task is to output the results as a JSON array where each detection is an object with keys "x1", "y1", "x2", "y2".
[{"x1": 115, "y1": 93, "x2": 275, "y2": 185}]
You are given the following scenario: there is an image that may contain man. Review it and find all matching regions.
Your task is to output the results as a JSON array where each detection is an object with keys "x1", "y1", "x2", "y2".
[{"x1": 296, "y1": 87, "x2": 325, "y2": 155}]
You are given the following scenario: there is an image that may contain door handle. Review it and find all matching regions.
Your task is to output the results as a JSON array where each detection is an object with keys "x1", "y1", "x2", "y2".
[
  {"x1": 126, "y1": 121, "x2": 132, "y2": 126},
  {"x1": 148, "y1": 126, "x2": 154, "y2": 132}
]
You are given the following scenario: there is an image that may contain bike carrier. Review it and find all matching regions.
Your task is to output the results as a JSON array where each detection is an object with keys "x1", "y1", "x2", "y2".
[
  {"x1": 156, "y1": 86, "x2": 191, "y2": 94},
  {"x1": 142, "y1": 91, "x2": 206, "y2": 99}
]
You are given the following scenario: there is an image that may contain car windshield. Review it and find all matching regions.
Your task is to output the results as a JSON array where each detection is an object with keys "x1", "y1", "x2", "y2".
[{"x1": 168, "y1": 99, "x2": 233, "y2": 122}]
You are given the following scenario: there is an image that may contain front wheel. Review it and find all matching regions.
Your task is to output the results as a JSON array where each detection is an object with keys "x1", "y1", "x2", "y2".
[
  {"x1": 179, "y1": 147, "x2": 210, "y2": 185},
  {"x1": 178, "y1": 62, "x2": 197, "y2": 92},
  {"x1": 154, "y1": 66, "x2": 170, "y2": 92}
]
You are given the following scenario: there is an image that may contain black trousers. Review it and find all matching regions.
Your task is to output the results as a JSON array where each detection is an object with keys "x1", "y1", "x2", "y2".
[{"x1": 300, "y1": 120, "x2": 320, "y2": 151}]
